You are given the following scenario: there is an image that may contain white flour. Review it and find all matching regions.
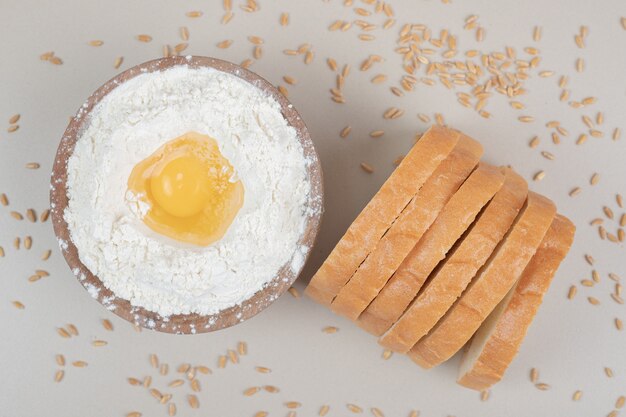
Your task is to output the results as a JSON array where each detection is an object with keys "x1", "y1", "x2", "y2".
[{"x1": 64, "y1": 65, "x2": 311, "y2": 317}]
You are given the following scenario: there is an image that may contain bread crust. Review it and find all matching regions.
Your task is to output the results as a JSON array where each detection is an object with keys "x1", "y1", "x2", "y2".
[
  {"x1": 457, "y1": 214, "x2": 575, "y2": 390},
  {"x1": 305, "y1": 126, "x2": 459, "y2": 306},
  {"x1": 408, "y1": 192, "x2": 556, "y2": 369},
  {"x1": 378, "y1": 168, "x2": 527, "y2": 352},
  {"x1": 330, "y1": 134, "x2": 483, "y2": 319},
  {"x1": 357, "y1": 163, "x2": 504, "y2": 336}
]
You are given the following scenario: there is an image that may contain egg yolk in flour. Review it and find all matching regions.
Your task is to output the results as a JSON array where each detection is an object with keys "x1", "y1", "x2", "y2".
[{"x1": 127, "y1": 131, "x2": 244, "y2": 246}]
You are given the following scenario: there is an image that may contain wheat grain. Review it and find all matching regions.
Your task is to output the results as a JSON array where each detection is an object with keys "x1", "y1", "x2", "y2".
[
  {"x1": 360, "y1": 162, "x2": 374, "y2": 173},
  {"x1": 56, "y1": 354, "x2": 65, "y2": 366},
  {"x1": 188, "y1": 395, "x2": 199, "y2": 409}
]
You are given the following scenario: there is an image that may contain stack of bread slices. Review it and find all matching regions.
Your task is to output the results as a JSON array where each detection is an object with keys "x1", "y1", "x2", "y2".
[{"x1": 306, "y1": 126, "x2": 575, "y2": 390}]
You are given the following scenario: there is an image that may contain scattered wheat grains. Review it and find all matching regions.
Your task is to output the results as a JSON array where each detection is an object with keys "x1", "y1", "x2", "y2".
[
  {"x1": 72, "y1": 360, "x2": 88, "y2": 368},
  {"x1": 150, "y1": 353, "x2": 159, "y2": 368},
  {"x1": 150, "y1": 388, "x2": 163, "y2": 400},
  {"x1": 588, "y1": 296, "x2": 600, "y2": 305},
  {"x1": 280, "y1": 12, "x2": 289, "y2": 26},
  {"x1": 57, "y1": 327, "x2": 71, "y2": 338},
  {"x1": 128, "y1": 377, "x2": 142, "y2": 386},
  {"x1": 136, "y1": 34, "x2": 152, "y2": 42},
  {"x1": 590, "y1": 173, "x2": 600, "y2": 185},
  {"x1": 255, "y1": 413, "x2": 268, "y2": 417},
  {"x1": 263, "y1": 385, "x2": 279, "y2": 393},
  {"x1": 616, "y1": 396, "x2": 625, "y2": 409},
  {"x1": 102, "y1": 319, "x2": 113, "y2": 331},
  {"x1": 530, "y1": 368, "x2": 539, "y2": 383},
  {"x1": 191, "y1": 379, "x2": 201, "y2": 392},
  {"x1": 569, "y1": 187, "x2": 581, "y2": 197},
  {"x1": 360, "y1": 162, "x2": 374, "y2": 173},
  {"x1": 12, "y1": 301, "x2": 25, "y2": 309},
  {"x1": 126, "y1": 413, "x2": 142, "y2": 417},
  {"x1": 605, "y1": 367, "x2": 614, "y2": 378},
  {"x1": 169, "y1": 379, "x2": 184, "y2": 388},
  {"x1": 218, "y1": 355, "x2": 227, "y2": 368},
  {"x1": 573, "y1": 390, "x2": 583, "y2": 401},
  {"x1": 55, "y1": 354, "x2": 65, "y2": 366},
  {"x1": 479, "y1": 390, "x2": 490, "y2": 401},
  {"x1": 340, "y1": 126, "x2": 352, "y2": 138},
  {"x1": 285, "y1": 402, "x2": 301, "y2": 409},
  {"x1": 347, "y1": 403, "x2": 363, "y2": 413},
  {"x1": 92, "y1": 340, "x2": 107, "y2": 347},
  {"x1": 40, "y1": 209, "x2": 50, "y2": 222},
  {"x1": 188, "y1": 394, "x2": 199, "y2": 408},
  {"x1": 535, "y1": 383, "x2": 550, "y2": 391},
  {"x1": 319, "y1": 405, "x2": 330, "y2": 416},
  {"x1": 54, "y1": 370, "x2": 64, "y2": 382},
  {"x1": 228, "y1": 349, "x2": 239, "y2": 363},
  {"x1": 382, "y1": 349, "x2": 393, "y2": 360}
]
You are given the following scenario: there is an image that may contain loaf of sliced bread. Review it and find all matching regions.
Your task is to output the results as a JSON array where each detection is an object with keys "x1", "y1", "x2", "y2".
[
  {"x1": 457, "y1": 214, "x2": 575, "y2": 390},
  {"x1": 408, "y1": 192, "x2": 556, "y2": 369},
  {"x1": 378, "y1": 168, "x2": 527, "y2": 352},
  {"x1": 305, "y1": 126, "x2": 459, "y2": 306},
  {"x1": 357, "y1": 163, "x2": 505, "y2": 336},
  {"x1": 330, "y1": 134, "x2": 483, "y2": 320}
]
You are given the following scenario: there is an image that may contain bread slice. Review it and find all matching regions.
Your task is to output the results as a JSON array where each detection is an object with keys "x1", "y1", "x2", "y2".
[
  {"x1": 378, "y1": 168, "x2": 527, "y2": 353},
  {"x1": 408, "y1": 192, "x2": 556, "y2": 369},
  {"x1": 457, "y1": 214, "x2": 575, "y2": 390},
  {"x1": 305, "y1": 126, "x2": 459, "y2": 306},
  {"x1": 330, "y1": 134, "x2": 483, "y2": 319},
  {"x1": 357, "y1": 163, "x2": 505, "y2": 336}
]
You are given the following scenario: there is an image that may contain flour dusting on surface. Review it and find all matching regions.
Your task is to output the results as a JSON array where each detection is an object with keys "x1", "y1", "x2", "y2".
[{"x1": 64, "y1": 65, "x2": 312, "y2": 316}]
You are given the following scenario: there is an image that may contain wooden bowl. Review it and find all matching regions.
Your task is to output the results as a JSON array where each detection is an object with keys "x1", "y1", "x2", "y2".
[{"x1": 50, "y1": 56, "x2": 324, "y2": 334}]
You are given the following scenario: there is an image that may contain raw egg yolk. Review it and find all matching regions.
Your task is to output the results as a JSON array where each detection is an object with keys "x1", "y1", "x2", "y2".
[{"x1": 127, "y1": 131, "x2": 244, "y2": 246}]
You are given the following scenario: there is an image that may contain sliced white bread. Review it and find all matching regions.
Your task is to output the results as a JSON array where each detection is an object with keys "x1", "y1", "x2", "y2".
[
  {"x1": 408, "y1": 192, "x2": 556, "y2": 369},
  {"x1": 306, "y1": 126, "x2": 459, "y2": 306},
  {"x1": 357, "y1": 163, "x2": 505, "y2": 336},
  {"x1": 457, "y1": 214, "x2": 575, "y2": 390},
  {"x1": 378, "y1": 168, "x2": 527, "y2": 352},
  {"x1": 330, "y1": 134, "x2": 483, "y2": 319}
]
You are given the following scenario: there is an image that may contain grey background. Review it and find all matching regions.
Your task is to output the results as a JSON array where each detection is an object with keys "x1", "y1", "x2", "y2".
[{"x1": 0, "y1": 0, "x2": 624, "y2": 416}]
